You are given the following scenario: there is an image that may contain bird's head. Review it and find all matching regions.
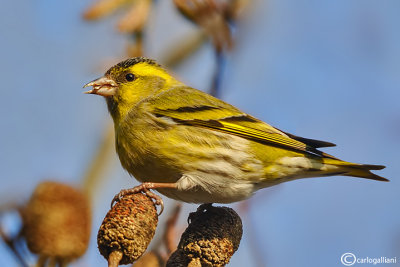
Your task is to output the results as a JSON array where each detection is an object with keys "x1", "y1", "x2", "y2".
[{"x1": 84, "y1": 57, "x2": 177, "y2": 122}]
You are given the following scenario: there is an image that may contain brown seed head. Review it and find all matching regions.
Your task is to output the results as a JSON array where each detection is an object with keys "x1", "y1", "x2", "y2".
[
  {"x1": 173, "y1": 0, "x2": 235, "y2": 51},
  {"x1": 167, "y1": 204, "x2": 242, "y2": 266},
  {"x1": 97, "y1": 193, "x2": 158, "y2": 265},
  {"x1": 21, "y1": 181, "x2": 91, "y2": 261}
]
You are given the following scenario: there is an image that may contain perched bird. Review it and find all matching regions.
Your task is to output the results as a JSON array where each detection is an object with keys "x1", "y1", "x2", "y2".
[{"x1": 84, "y1": 57, "x2": 387, "y2": 207}]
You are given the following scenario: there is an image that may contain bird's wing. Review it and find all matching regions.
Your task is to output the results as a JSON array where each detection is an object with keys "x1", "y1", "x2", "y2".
[
  {"x1": 277, "y1": 130, "x2": 336, "y2": 148},
  {"x1": 148, "y1": 87, "x2": 337, "y2": 158}
]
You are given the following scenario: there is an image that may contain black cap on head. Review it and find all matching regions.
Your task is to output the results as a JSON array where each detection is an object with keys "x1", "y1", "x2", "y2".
[{"x1": 106, "y1": 57, "x2": 160, "y2": 75}]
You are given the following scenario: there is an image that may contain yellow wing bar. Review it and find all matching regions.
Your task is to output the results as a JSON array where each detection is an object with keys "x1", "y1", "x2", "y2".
[{"x1": 174, "y1": 118, "x2": 337, "y2": 159}]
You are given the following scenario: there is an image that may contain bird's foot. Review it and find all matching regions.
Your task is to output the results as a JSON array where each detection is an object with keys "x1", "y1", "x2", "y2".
[{"x1": 111, "y1": 182, "x2": 177, "y2": 215}]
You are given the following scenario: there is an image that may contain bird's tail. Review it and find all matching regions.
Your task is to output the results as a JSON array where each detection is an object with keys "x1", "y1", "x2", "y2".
[
  {"x1": 344, "y1": 164, "x2": 388, "y2": 181},
  {"x1": 323, "y1": 158, "x2": 388, "y2": 182}
]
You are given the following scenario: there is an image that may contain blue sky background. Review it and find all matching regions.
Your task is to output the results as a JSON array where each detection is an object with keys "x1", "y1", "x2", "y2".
[{"x1": 0, "y1": 0, "x2": 399, "y2": 266}]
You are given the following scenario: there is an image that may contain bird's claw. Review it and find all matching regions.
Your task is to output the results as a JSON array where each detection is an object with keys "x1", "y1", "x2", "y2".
[
  {"x1": 110, "y1": 190, "x2": 126, "y2": 208},
  {"x1": 142, "y1": 188, "x2": 164, "y2": 215},
  {"x1": 111, "y1": 184, "x2": 164, "y2": 215}
]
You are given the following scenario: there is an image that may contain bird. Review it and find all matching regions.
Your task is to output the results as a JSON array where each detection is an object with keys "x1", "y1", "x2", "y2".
[{"x1": 84, "y1": 57, "x2": 388, "y2": 211}]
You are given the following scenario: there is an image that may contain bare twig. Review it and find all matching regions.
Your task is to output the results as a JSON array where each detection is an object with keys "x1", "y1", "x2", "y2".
[
  {"x1": 37, "y1": 255, "x2": 48, "y2": 267},
  {"x1": 164, "y1": 203, "x2": 182, "y2": 255},
  {"x1": 117, "y1": 0, "x2": 151, "y2": 33},
  {"x1": 160, "y1": 30, "x2": 207, "y2": 68},
  {"x1": 108, "y1": 251, "x2": 123, "y2": 267},
  {"x1": 0, "y1": 227, "x2": 29, "y2": 267},
  {"x1": 81, "y1": 124, "x2": 115, "y2": 199},
  {"x1": 83, "y1": 0, "x2": 133, "y2": 21},
  {"x1": 127, "y1": 31, "x2": 144, "y2": 57},
  {"x1": 209, "y1": 50, "x2": 225, "y2": 97}
]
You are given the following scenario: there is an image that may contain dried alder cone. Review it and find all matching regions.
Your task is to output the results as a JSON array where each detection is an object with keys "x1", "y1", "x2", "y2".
[
  {"x1": 83, "y1": 0, "x2": 151, "y2": 58},
  {"x1": 173, "y1": 0, "x2": 250, "y2": 51},
  {"x1": 83, "y1": 0, "x2": 151, "y2": 34},
  {"x1": 167, "y1": 204, "x2": 243, "y2": 267},
  {"x1": 97, "y1": 192, "x2": 158, "y2": 265},
  {"x1": 21, "y1": 181, "x2": 91, "y2": 262}
]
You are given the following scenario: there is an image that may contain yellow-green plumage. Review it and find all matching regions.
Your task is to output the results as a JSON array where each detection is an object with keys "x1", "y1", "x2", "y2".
[{"x1": 85, "y1": 57, "x2": 388, "y2": 203}]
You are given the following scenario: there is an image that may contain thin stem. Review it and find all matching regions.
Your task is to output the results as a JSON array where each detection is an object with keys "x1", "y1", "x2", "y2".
[
  {"x1": 0, "y1": 228, "x2": 29, "y2": 267},
  {"x1": 209, "y1": 49, "x2": 225, "y2": 97},
  {"x1": 81, "y1": 123, "x2": 115, "y2": 200},
  {"x1": 37, "y1": 255, "x2": 48, "y2": 267},
  {"x1": 164, "y1": 203, "x2": 182, "y2": 255},
  {"x1": 161, "y1": 30, "x2": 207, "y2": 68},
  {"x1": 108, "y1": 250, "x2": 123, "y2": 267}
]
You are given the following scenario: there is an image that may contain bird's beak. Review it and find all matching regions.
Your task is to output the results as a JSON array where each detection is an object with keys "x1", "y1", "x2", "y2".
[{"x1": 83, "y1": 76, "x2": 118, "y2": 97}]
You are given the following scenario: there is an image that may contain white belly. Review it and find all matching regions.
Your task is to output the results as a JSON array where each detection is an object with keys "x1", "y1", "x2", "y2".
[{"x1": 156, "y1": 173, "x2": 258, "y2": 203}]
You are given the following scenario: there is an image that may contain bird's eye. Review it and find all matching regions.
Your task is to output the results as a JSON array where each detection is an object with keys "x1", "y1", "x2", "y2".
[{"x1": 125, "y1": 73, "x2": 135, "y2": 82}]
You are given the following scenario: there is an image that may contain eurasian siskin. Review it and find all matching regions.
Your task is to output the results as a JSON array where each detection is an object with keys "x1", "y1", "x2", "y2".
[{"x1": 84, "y1": 57, "x2": 387, "y2": 204}]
